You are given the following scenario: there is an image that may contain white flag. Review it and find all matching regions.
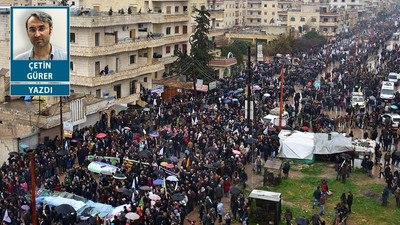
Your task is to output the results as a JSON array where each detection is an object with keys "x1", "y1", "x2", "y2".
[
  {"x1": 131, "y1": 191, "x2": 135, "y2": 203},
  {"x1": 159, "y1": 147, "x2": 164, "y2": 155},
  {"x1": 175, "y1": 182, "x2": 178, "y2": 191},
  {"x1": 143, "y1": 129, "x2": 147, "y2": 135},
  {"x1": 132, "y1": 178, "x2": 136, "y2": 189},
  {"x1": 194, "y1": 117, "x2": 198, "y2": 125},
  {"x1": 3, "y1": 209, "x2": 11, "y2": 223}
]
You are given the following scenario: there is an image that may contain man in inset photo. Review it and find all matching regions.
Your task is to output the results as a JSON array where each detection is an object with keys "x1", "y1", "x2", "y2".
[{"x1": 15, "y1": 11, "x2": 67, "y2": 60}]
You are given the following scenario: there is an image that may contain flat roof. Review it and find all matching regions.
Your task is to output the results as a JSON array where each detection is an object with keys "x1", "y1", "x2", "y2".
[{"x1": 249, "y1": 189, "x2": 281, "y2": 202}]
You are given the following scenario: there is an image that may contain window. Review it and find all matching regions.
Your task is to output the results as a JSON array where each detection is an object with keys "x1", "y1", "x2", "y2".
[
  {"x1": 183, "y1": 6, "x2": 188, "y2": 12},
  {"x1": 175, "y1": 26, "x2": 179, "y2": 33},
  {"x1": 300, "y1": 17, "x2": 305, "y2": 22},
  {"x1": 130, "y1": 80, "x2": 136, "y2": 94},
  {"x1": 258, "y1": 12, "x2": 261, "y2": 15},
  {"x1": 311, "y1": 17, "x2": 316, "y2": 22},
  {"x1": 114, "y1": 84, "x2": 121, "y2": 99},
  {"x1": 272, "y1": 12, "x2": 275, "y2": 15},
  {"x1": 144, "y1": 77, "x2": 148, "y2": 82},
  {"x1": 342, "y1": 0, "x2": 344, "y2": 2},
  {"x1": 183, "y1": 25, "x2": 187, "y2": 34},
  {"x1": 264, "y1": 4, "x2": 267, "y2": 7},
  {"x1": 264, "y1": 12, "x2": 267, "y2": 15},
  {"x1": 272, "y1": 4, "x2": 275, "y2": 7},
  {"x1": 70, "y1": 61, "x2": 74, "y2": 71},
  {"x1": 96, "y1": 89, "x2": 101, "y2": 98},
  {"x1": 257, "y1": 19, "x2": 261, "y2": 23},
  {"x1": 323, "y1": 18, "x2": 328, "y2": 22},
  {"x1": 166, "y1": 27, "x2": 171, "y2": 35},
  {"x1": 264, "y1": 19, "x2": 267, "y2": 23},
  {"x1": 175, "y1": 6, "x2": 179, "y2": 12},
  {"x1": 323, "y1": 28, "x2": 328, "y2": 32},
  {"x1": 216, "y1": 22, "x2": 219, "y2": 27},
  {"x1": 250, "y1": 19, "x2": 253, "y2": 23},
  {"x1": 70, "y1": 33, "x2": 75, "y2": 43},
  {"x1": 130, "y1": 55, "x2": 136, "y2": 64},
  {"x1": 290, "y1": 17, "x2": 295, "y2": 21},
  {"x1": 166, "y1": 46, "x2": 171, "y2": 54}
]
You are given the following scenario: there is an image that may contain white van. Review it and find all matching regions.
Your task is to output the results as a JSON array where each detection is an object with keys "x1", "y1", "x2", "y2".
[
  {"x1": 351, "y1": 92, "x2": 365, "y2": 108},
  {"x1": 380, "y1": 81, "x2": 395, "y2": 102},
  {"x1": 388, "y1": 72, "x2": 400, "y2": 85},
  {"x1": 262, "y1": 107, "x2": 289, "y2": 126}
]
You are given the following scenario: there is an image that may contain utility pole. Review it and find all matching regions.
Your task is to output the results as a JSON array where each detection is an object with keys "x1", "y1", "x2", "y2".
[
  {"x1": 324, "y1": 35, "x2": 329, "y2": 79},
  {"x1": 247, "y1": 46, "x2": 252, "y2": 128},
  {"x1": 278, "y1": 56, "x2": 284, "y2": 132},
  {"x1": 192, "y1": 66, "x2": 197, "y2": 100},
  {"x1": 60, "y1": 97, "x2": 63, "y2": 149}
]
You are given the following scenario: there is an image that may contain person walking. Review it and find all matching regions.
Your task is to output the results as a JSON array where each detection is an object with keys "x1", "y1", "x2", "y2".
[
  {"x1": 394, "y1": 187, "x2": 400, "y2": 208},
  {"x1": 313, "y1": 186, "x2": 321, "y2": 208},
  {"x1": 320, "y1": 194, "x2": 326, "y2": 215},
  {"x1": 347, "y1": 192, "x2": 353, "y2": 213},
  {"x1": 284, "y1": 208, "x2": 293, "y2": 225},
  {"x1": 283, "y1": 161, "x2": 290, "y2": 178},
  {"x1": 382, "y1": 185, "x2": 389, "y2": 206}
]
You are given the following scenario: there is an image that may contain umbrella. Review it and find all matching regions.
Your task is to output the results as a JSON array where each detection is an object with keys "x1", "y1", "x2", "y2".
[
  {"x1": 232, "y1": 150, "x2": 241, "y2": 155},
  {"x1": 166, "y1": 176, "x2": 179, "y2": 182},
  {"x1": 150, "y1": 132, "x2": 159, "y2": 137},
  {"x1": 153, "y1": 179, "x2": 163, "y2": 185},
  {"x1": 226, "y1": 91, "x2": 233, "y2": 96},
  {"x1": 233, "y1": 90, "x2": 239, "y2": 95},
  {"x1": 295, "y1": 217, "x2": 308, "y2": 225},
  {"x1": 57, "y1": 150, "x2": 69, "y2": 156},
  {"x1": 19, "y1": 144, "x2": 29, "y2": 152},
  {"x1": 394, "y1": 151, "x2": 400, "y2": 157},
  {"x1": 224, "y1": 99, "x2": 231, "y2": 104},
  {"x1": 237, "y1": 77, "x2": 244, "y2": 81},
  {"x1": 138, "y1": 150, "x2": 152, "y2": 158},
  {"x1": 125, "y1": 212, "x2": 140, "y2": 220},
  {"x1": 55, "y1": 204, "x2": 76, "y2": 215},
  {"x1": 271, "y1": 135, "x2": 279, "y2": 140},
  {"x1": 117, "y1": 187, "x2": 129, "y2": 193},
  {"x1": 391, "y1": 105, "x2": 398, "y2": 109},
  {"x1": 113, "y1": 173, "x2": 127, "y2": 180},
  {"x1": 369, "y1": 96, "x2": 376, "y2": 101},
  {"x1": 96, "y1": 133, "x2": 107, "y2": 139},
  {"x1": 140, "y1": 186, "x2": 151, "y2": 191},
  {"x1": 213, "y1": 162, "x2": 221, "y2": 167},
  {"x1": 282, "y1": 125, "x2": 292, "y2": 130},
  {"x1": 77, "y1": 222, "x2": 89, "y2": 225},
  {"x1": 142, "y1": 107, "x2": 150, "y2": 112},
  {"x1": 264, "y1": 93, "x2": 271, "y2": 97},
  {"x1": 123, "y1": 126, "x2": 131, "y2": 131},
  {"x1": 207, "y1": 146, "x2": 218, "y2": 151},
  {"x1": 253, "y1": 85, "x2": 261, "y2": 91},
  {"x1": 230, "y1": 186, "x2": 241, "y2": 195},
  {"x1": 225, "y1": 127, "x2": 232, "y2": 132},
  {"x1": 232, "y1": 98, "x2": 239, "y2": 102},
  {"x1": 168, "y1": 156, "x2": 179, "y2": 163},
  {"x1": 21, "y1": 205, "x2": 30, "y2": 211},
  {"x1": 237, "y1": 88, "x2": 244, "y2": 92},
  {"x1": 9, "y1": 151, "x2": 18, "y2": 156},
  {"x1": 149, "y1": 194, "x2": 161, "y2": 201},
  {"x1": 204, "y1": 164, "x2": 214, "y2": 168},
  {"x1": 171, "y1": 193, "x2": 184, "y2": 201},
  {"x1": 160, "y1": 162, "x2": 168, "y2": 166},
  {"x1": 153, "y1": 169, "x2": 165, "y2": 176},
  {"x1": 246, "y1": 137, "x2": 257, "y2": 144},
  {"x1": 302, "y1": 126, "x2": 309, "y2": 131},
  {"x1": 165, "y1": 163, "x2": 174, "y2": 169},
  {"x1": 340, "y1": 153, "x2": 352, "y2": 159},
  {"x1": 71, "y1": 139, "x2": 78, "y2": 143}
]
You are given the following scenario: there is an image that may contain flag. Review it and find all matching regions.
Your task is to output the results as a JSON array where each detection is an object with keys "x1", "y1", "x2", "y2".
[
  {"x1": 131, "y1": 191, "x2": 135, "y2": 203},
  {"x1": 163, "y1": 177, "x2": 167, "y2": 197},
  {"x1": 158, "y1": 107, "x2": 161, "y2": 116},
  {"x1": 186, "y1": 158, "x2": 190, "y2": 168},
  {"x1": 194, "y1": 117, "x2": 198, "y2": 125},
  {"x1": 3, "y1": 209, "x2": 11, "y2": 223},
  {"x1": 143, "y1": 129, "x2": 147, "y2": 135},
  {"x1": 139, "y1": 196, "x2": 144, "y2": 210},
  {"x1": 175, "y1": 181, "x2": 178, "y2": 191},
  {"x1": 217, "y1": 116, "x2": 220, "y2": 123},
  {"x1": 159, "y1": 147, "x2": 164, "y2": 155},
  {"x1": 131, "y1": 178, "x2": 136, "y2": 189}
]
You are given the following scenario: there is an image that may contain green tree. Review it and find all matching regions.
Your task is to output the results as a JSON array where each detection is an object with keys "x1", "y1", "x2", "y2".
[
  {"x1": 172, "y1": 8, "x2": 215, "y2": 83},
  {"x1": 304, "y1": 30, "x2": 325, "y2": 42},
  {"x1": 266, "y1": 35, "x2": 295, "y2": 56},
  {"x1": 231, "y1": 40, "x2": 251, "y2": 54},
  {"x1": 221, "y1": 44, "x2": 243, "y2": 64}
]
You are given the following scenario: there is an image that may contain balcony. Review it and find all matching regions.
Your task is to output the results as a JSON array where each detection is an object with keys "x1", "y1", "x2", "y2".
[
  {"x1": 71, "y1": 12, "x2": 190, "y2": 27},
  {"x1": 209, "y1": 9, "x2": 224, "y2": 18},
  {"x1": 70, "y1": 62, "x2": 164, "y2": 87},
  {"x1": 153, "y1": 56, "x2": 178, "y2": 65},
  {"x1": 320, "y1": 21, "x2": 338, "y2": 27},
  {"x1": 71, "y1": 34, "x2": 189, "y2": 57}
]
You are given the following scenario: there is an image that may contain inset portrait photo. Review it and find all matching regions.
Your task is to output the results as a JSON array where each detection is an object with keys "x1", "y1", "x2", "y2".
[{"x1": 12, "y1": 7, "x2": 68, "y2": 60}]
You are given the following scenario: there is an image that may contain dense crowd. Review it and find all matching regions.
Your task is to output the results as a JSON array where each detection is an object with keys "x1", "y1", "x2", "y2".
[{"x1": 2, "y1": 11, "x2": 400, "y2": 225}]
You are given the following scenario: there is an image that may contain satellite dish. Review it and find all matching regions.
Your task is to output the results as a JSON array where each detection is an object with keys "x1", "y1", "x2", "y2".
[{"x1": 227, "y1": 52, "x2": 234, "y2": 58}]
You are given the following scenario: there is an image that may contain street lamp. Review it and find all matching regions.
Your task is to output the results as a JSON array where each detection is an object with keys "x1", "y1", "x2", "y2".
[{"x1": 278, "y1": 55, "x2": 285, "y2": 132}]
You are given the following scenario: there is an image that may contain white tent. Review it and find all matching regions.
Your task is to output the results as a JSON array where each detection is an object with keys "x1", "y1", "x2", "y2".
[
  {"x1": 278, "y1": 130, "x2": 353, "y2": 160},
  {"x1": 278, "y1": 130, "x2": 315, "y2": 160},
  {"x1": 314, "y1": 133, "x2": 353, "y2": 155}
]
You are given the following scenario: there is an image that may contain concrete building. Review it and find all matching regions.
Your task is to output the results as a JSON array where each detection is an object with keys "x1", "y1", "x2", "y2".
[{"x1": 246, "y1": 0, "x2": 279, "y2": 27}]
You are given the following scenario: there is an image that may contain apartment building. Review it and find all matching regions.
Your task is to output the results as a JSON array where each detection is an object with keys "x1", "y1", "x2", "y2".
[
  {"x1": 246, "y1": 0, "x2": 279, "y2": 26},
  {"x1": 287, "y1": 4, "x2": 321, "y2": 35},
  {"x1": 209, "y1": 0, "x2": 242, "y2": 29}
]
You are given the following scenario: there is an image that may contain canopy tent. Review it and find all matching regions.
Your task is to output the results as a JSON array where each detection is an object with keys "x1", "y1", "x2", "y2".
[
  {"x1": 278, "y1": 131, "x2": 315, "y2": 160},
  {"x1": 278, "y1": 130, "x2": 353, "y2": 160},
  {"x1": 314, "y1": 133, "x2": 353, "y2": 155}
]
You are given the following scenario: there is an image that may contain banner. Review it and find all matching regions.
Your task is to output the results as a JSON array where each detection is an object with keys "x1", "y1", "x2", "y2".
[
  {"x1": 87, "y1": 155, "x2": 120, "y2": 165},
  {"x1": 63, "y1": 121, "x2": 73, "y2": 138}
]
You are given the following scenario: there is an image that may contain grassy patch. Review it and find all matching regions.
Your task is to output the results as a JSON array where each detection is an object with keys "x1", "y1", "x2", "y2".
[{"x1": 300, "y1": 162, "x2": 326, "y2": 175}]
